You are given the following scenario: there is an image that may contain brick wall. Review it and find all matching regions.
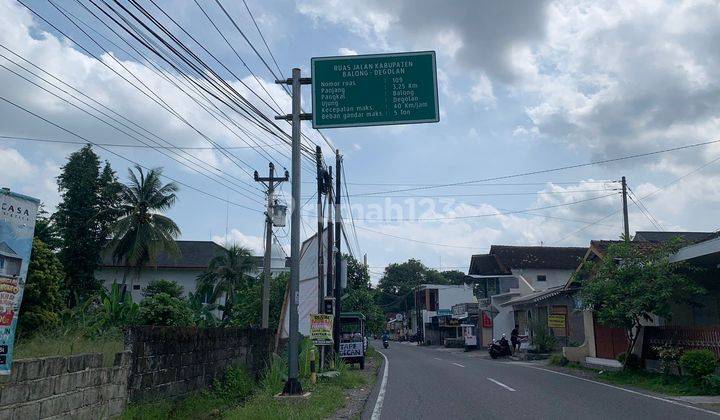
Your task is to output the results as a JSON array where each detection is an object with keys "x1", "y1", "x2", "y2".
[
  {"x1": 0, "y1": 351, "x2": 131, "y2": 419},
  {"x1": 125, "y1": 326, "x2": 271, "y2": 403}
]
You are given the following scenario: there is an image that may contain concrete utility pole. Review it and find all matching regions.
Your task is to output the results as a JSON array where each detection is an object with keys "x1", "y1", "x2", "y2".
[
  {"x1": 275, "y1": 67, "x2": 310, "y2": 395},
  {"x1": 326, "y1": 167, "x2": 334, "y2": 297},
  {"x1": 316, "y1": 146, "x2": 325, "y2": 314},
  {"x1": 254, "y1": 162, "x2": 288, "y2": 329},
  {"x1": 621, "y1": 176, "x2": 630, "y2": 242},
  {"x1": 333, "y1": 150, "x2": 343, "y2": 355}
]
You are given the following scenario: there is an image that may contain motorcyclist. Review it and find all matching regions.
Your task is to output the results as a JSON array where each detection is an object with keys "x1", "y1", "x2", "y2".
[{"x1": 382, "y1": 330, "x2": 390, "y2": 342}]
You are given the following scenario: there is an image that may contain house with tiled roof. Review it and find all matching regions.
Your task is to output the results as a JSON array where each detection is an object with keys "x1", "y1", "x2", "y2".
[
  {"x1": 96, "y1": 239, "x2": 289, "y2": 302},
  {"x1": 467, "y1": 245, "x2": 587, "y2": 345},
  {"x1": 563, "y1": 232, "x2": 720, "y2": 368}
]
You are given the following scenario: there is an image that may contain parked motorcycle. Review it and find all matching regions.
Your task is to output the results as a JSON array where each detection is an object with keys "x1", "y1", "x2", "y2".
[{"x1": 488, "y1": 335, "x2": 512, "y2": 359}]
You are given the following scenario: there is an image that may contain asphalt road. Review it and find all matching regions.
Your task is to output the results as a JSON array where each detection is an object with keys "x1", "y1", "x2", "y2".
[{"x1": 363, "y1": 340, "x2": 720, "y2": 420}]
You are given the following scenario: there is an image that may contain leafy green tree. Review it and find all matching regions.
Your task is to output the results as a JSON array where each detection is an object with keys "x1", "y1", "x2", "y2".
[
  {"x1": 378, "y1": 259, "x2": 448, "y2": 313},
  {"x1": 93, "y1": 282, "x2": 139, "y2": 331},
  {"x1": 578, "y1": 240, "x2": 704, "y2": 369},
  {"x1": 55, "y1": 145, "x2": 104, "y2": 305},
  {"x1": 18, "y1": 239, "x2": 64, "y2": 336},
  {"x1": 187, "y1": 291, "x2": 219, "y2": 328},
  {"x1": 226, "y1": 271, "x2": 288, "y2": 329},
  {"x1": 196, "y1": 245, "x2": 258, "y2": 321},
  {"x1": 109, "y1": 165, "x2": 180, "y2": 292},
  {"x1": 342, "y1": 255, "x2": 385, "y2": 334},
  {"x1": 34, "y1": 204, "x2": 61, "y2": 252},
  {"x1": 97, "y1": 162, "x2": 123, "y2": 241},
  {"x1": 441, "y1": 270, "x2": 468, "y2": 285},
  {"x1": 138, "y1": 293, "x2": 194, "y2": 326},
  {"x1": 143, "y1": 279, "x2": 184, "y2": 299}
]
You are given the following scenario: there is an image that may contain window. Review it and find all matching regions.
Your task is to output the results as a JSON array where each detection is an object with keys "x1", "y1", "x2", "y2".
[
  {"x1": 132, "y1": 284, "x2": 141, "y2": 291},
  {"x1": 537, "y1": 275, "x2": 547, "y2": 282},
  {"x1": 0, "y1": 256, "x2": 4, "y2": 269}
]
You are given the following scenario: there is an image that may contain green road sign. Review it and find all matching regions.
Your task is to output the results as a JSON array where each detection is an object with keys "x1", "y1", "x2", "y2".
[{"x1": 311, "y1": 51, "x2": 439, "y2": 129}]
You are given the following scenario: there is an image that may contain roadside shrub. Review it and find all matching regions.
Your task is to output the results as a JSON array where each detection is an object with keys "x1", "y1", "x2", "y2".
[
  {"x1": 680, "y1": 349, "x2": 717, "y2": 379},
  {"x1": 529, "y1": 320, "x2": 556, "y2": 353},
  {"x1": 653, "y1": 343, "x2": 683, "y2": 376},
  {"x1": 138, "y1": 293, "x2": 194, "y2": 326},
  {"x1": 214, "y1": 365, "x2": 255, "y2": 402},
  {"x1": 549, "y1": 354, "x2": 568, "y2": 366},
  {"x1": 142, "y1": 279, "x2": 184, "y2": 299},
  {"x1": 702, "y1": 374, "x2": 720, "y2": 394},
  {"x1": 617, "y1": 352, "x2": 642, "y2": 370},
  {"x1": 260, "y1": 353, "x2": 287, "y2": 394}
]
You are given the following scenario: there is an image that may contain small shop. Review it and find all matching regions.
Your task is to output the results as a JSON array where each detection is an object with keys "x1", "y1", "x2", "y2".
[{"x1": 504, "y1": 286, "x2": 585, "y2": 347}]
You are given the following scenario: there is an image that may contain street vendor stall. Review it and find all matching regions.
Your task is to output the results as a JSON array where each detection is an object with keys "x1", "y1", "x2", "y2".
[{"x1": 339, "y1": 312, "x2": 366, "y2": 369}]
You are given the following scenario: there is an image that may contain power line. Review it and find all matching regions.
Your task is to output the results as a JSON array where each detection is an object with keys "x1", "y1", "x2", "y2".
[
  {"x1": 353, "y1": 225, "x2": 478, "y2": 250},
  {"x1": 345, "y1": 189, "x2": 616, "y2": 198},
  {"x1": 0, "y1": 134, "x2": 284, "y2": 150},
  {"x1": 348, "y1": 193, "x2": 618, "y2": 222},
  {"x1": 0, "y1": 54, "x2": 265, "y2": 203},
  {"x1": 0, "y1": 94, "x2": 264, "y2": 213},
  {"x1": 356, "y1": 138, "x2": 720, "y2": 196},
  {"x1": 551, "y1": 154, "x2": 720, "y2": 245}
]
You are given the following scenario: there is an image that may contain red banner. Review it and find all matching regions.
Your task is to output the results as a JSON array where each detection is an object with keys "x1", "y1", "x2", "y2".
[{"x1": 481, "y1": 311, "x2": 492, "y2": 328}]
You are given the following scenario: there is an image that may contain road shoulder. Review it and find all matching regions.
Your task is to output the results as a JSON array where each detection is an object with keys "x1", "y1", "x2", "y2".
[{"x1": 329, "y1": 347, "x2": 383, "y2": 420}]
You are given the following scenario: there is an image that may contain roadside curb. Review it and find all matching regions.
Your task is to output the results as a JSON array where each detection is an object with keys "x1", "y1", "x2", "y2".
[{"x1": 360, "y1": 349, "x2": 386, "y2": 420}]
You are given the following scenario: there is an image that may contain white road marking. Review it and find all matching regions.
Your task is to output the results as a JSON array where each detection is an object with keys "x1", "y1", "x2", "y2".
[
  {"x1": 433, "y1": 357, "x2": 442, "y2": 361},
  {"x1": 523, "y1": 365, "x2": 720, "y2": 417},
  {"x1": 487, "y1": 377, "x2": 516, "y2": 392},
  {"x1": 371, "y1": 350, "x2": 389, "y2": 420},
  {"x1": 451, "y1": 362, "x2": 465, "y2": 368}
]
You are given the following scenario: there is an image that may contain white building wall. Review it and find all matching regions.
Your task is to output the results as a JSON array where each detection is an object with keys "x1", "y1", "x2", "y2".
[
  {"x1": 280, "y1": 230, "x2": 331, "y2": 338},
  {"x1": 489, "y1": 269, "x2": 575, "y2": 341},
  {"x1": 510, "y1": 268, "x2": 574, "y2": 291},
  {"x1": 97, "y1": 255, "x2": 288, "y2": 303},
  {"x1": 437, "y1": 285, "x2": 476, "y2": 311}
]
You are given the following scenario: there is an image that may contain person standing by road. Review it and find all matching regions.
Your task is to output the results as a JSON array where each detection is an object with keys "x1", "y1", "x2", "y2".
[{"x1": 511, "y1": 325, "x2": 520, "y2": 353}]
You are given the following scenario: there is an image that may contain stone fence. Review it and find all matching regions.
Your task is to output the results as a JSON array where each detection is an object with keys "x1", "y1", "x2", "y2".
[
  {"x1": 126, "y1": 326, "x2": 271, "y2": 403},
  {"x1": 0, "y1": 327, "x2": 272, "y2": 419},
  {"x1": 0, "y1": 351, "x2": 131, "y2": 419}
]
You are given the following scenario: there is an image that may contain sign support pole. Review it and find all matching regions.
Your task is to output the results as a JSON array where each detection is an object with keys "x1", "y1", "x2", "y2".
[
  {"x1": 276, "y1": 67, "x2": 310, "y2": 395},
  {"x1": 333, "y1": 150, "x2": 343, "y2": 355}
]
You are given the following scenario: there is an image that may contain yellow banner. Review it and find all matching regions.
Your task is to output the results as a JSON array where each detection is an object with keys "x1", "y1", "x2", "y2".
[
  {"x1": 310, "y1": 314, "x2": 334, "y2": 345},
  {"x1": 548, "y1": 314, "x2": 566, "y2": 329}
]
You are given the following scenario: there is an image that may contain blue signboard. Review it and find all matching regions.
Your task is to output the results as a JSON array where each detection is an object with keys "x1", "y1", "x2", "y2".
[
  {"x1": 0, "y1": 189, "x2": 39, "y2": 375},
  {"x1": 436, "y1": 309, "x2": 452, "y2": 316}
]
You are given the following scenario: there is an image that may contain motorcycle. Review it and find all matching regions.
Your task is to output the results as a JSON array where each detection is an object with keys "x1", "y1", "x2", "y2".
[
  {"x1": 488, "y1": 335, "x2": 512, "y2": 359},
  {"x1": 383, "y1": 338, "x2": 389, "y2": 349}
]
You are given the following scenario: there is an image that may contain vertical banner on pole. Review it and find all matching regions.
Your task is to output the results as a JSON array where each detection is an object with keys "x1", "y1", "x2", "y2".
[{"x1": 0, "y1": 189, "x2": 39, "y2": 375}]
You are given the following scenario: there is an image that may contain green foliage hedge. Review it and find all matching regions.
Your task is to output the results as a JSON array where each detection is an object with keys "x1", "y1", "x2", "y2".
[{"x1": 680, "y1": 349, "x2": 717, "y2": 379}]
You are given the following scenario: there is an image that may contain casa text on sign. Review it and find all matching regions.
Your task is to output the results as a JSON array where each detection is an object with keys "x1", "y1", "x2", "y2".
[{"x1": 311, "y1": 51, "x2": 439, "y2": 128}]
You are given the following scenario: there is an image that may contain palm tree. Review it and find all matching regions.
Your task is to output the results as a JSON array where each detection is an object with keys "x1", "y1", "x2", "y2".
[
  {"x1": 109, "y1": 165, "x2": 181, "y2": 292},
  {"x1": 196, "y1": 245, "x2": 258, "y2": 321}
]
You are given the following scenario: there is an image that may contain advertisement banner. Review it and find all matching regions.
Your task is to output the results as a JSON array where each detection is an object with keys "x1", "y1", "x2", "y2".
[
  {"x1": 310, "y1": 313, "x2": 334, "y2": 345},
  {"x1": 548, "y1": 314, "x2": 566, "y2": 329},
  {"x1": 0, "y1": 189, "x2": 40, "y2": 375}
]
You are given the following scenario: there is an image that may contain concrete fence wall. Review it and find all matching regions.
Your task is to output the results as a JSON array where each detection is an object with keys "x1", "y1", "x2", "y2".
[
  {"x1": 125, "y1": 326, "x2": 272, "y2": 403},
  {"x1": 0, "y1": 327, "x2": 271, "y2": 419},
  {"x1": 0, "y1": 351, "x2": 131, "y2": 420}
]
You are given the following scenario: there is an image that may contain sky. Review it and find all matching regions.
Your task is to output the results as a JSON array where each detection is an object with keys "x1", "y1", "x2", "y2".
[{"x1": 1, "y1": 0, "x2": 719, "y2": 281}]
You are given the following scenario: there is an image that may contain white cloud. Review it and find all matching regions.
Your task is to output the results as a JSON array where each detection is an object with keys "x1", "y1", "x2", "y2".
[
  {"x1": 338, "y1": 48, "x2": 358, "y2": 56},
  {"x1": 212, "y1": 228, "x2": 265, "y2": 254},
  {"x1": 469, "y1": 73, "x2": 496, "y2": 107}
]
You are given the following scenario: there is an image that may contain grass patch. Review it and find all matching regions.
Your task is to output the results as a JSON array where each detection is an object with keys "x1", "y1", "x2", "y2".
[
  {"x1": 224, "y1": 365, "x2": 367, "y2": 420},
  {"x1": 598, "y1": 369, "x2": 716, "y2": 396},
  {"x1": 121, "y1": 393, "x2": 229, "y2": 420},
  {"x1": 14, "y1": 330, "x2": 123, "y2": 366},
  {"x1": 556, "y1": 362, "x2": 717, "y2": 396},
  {"x1": 121, "y1": 365, "x2": 257, "y2": 419}
]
